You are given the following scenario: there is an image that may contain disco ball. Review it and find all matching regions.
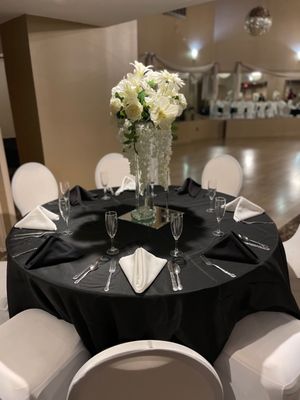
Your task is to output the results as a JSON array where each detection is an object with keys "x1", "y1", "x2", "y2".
[{"x1": 244, "y1": 6, "x2": 272, "y2": 36}]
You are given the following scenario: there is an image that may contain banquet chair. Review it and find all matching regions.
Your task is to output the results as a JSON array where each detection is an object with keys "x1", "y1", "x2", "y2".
[
  {"x1": 283, "y1": 224, "x2": 300, "y2": 307},
  {"x1": 0, "y1": 261, "x2": 8, "y2": 325},
  {"x1": 201, "y1": 154, "x2": 243, "y2": 196},
  {"x1": 0, "y1": 308, "x2": 90, "y2": 400},
  {"x1": 95, "y1": 152, "x2": 131, "y2": 189},
  {"x1": 214, "y1": 311, "x2": 300, "y2": 400},
  {"x1": 11, "y1": 162, "x2": 58, "y2": 216},
  {"x1": 67, "y1": 340, "x2": 224, "y2": 400}
]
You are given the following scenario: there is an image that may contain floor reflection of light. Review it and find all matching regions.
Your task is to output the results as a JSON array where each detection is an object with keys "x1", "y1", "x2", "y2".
[
  {"x1": 208, "y1": 147, "x2": 223, "y2": 159},
  {"x1": 183, "y1": 161, "x2": 189, "y2": 179},
  {"x1": 275, "y1": 196, "x2": 287, "y2": 215},
  {"x1": 241, "y1": 149, "x2": 256, "y2": 177}
]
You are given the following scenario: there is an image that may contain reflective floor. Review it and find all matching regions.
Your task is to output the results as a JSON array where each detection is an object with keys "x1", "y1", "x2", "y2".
[{"x1": 170, "y1": 137, "x2": 300, "y2": 229}]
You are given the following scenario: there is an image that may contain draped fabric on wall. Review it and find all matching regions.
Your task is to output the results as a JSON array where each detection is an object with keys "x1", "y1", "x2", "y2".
[
  {"x1": 239, "y1": 62, "x2": 300, "y2": 79},
  {"x1": 139, "y1": 54, "x2": 300, "y2": 101},
  {"x1": 140, "y1": 52, "x2": 219, "y2": 100}
]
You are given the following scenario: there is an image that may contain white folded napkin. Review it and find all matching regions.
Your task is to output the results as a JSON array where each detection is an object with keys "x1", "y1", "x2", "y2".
[
  {"x1": 15, "y1": 206, "x2": 59, "y2": 231},
  {"x1": 119, "y1": 247, "x2": 167, "y2": 293},
  {"x1": 226, "y1": 196, "x2": 264, "y2": 222},
  {"x1": 115, "y1": 176, "x2": 136, "y2": 196}
]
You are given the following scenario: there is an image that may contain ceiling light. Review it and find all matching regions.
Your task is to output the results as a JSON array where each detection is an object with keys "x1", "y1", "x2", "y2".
[{"x1": 190, "y1": 48, "x2": 199, "y2": 60}]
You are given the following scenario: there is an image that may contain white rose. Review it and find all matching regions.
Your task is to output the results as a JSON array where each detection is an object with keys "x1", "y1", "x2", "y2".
[
  {"x1": 124, "y1": 100, "x2": 143, "y2": 122},
  {"x1": 110, "y1": 97, "x2": 122, "y2": 114}
]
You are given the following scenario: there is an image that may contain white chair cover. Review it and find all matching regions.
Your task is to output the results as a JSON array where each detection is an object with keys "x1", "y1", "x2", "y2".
[
  {"x1": 215, "y1": 312, "x2": 300, "y2": 400},
  {"x1": 245, "y1": 101, "x2": 257, "y2": 119},
  {"x1": 94, "y1": 153, "x2": 131, "y2": 189},
  {"x1": 201, "y1": 154, "x2": 243, "y2": 196},
  {"x1": 0, "y1": 261, "x2": 8, "y2": 325},
  {"x1": 67, "y1": 340, "x2": 223, "y2": 400},
  {"x1": 0, "y1": 309, "x2": 90, "y2": 400},
  {"x1": 283, "y1": 224, "x2": 300, "y2": 307},
  {"x1": 11, "y1": 162, "x2": 58, "y2": 216},
  {"x1": 256, "y1": 102, "x2": 267, "y2": 118}
]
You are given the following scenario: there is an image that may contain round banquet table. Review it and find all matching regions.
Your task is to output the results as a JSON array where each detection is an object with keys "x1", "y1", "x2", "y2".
[{"x1": 6, "y1": 187, "x2": 300, "y2": 363}]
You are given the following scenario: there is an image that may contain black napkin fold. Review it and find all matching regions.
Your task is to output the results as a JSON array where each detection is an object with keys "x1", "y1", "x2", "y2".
[
  {"x1": 69, "y1": 185, "x2": 98, "y2": 206},
  {"x1": 204, "y1": 231, "x2": 259, "y2": 264},
  {"x1": 177, "y1": 178, "x2": 202, "y2": 197},
  {"x1": 25, "y1": 236, "x2": 82, "y2": 269}
]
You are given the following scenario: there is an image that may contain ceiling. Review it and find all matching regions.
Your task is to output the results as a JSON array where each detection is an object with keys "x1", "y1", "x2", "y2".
[{"x1": 0, "y1": 0, "x2": 213, "y2": 27}]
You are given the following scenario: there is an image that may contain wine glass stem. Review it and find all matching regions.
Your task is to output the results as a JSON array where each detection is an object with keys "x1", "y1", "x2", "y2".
[
  {"x1": 174, "y1": 239, "x2": 178, "y2": 256},
  {"x1": 110, "y1": 237, "x2": 114, "y2": 250},
  {"x1": 217, "y1": 220, "x2": 221, "y2": 233},
  {"x1": 210, "y1": 198, "x2": 213, "y2": 209},
  {"x1": 165, "y1": 189, "x2": 169, "y2": 219}
]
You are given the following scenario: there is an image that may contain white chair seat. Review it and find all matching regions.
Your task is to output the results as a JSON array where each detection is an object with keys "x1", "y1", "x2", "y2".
[
  {"x1": 0, "y1": 261, "x2": 8, "y2": 325},
  {"x1": 95, "y1": 153, "x2": 131, "y2": 189},
  {"x1": 201, "y1": 154, "x2": 243, "y2": 196},
  {"x1": 214, "y1": 312, "x2": 300, "y2": 400},
  {"x1": 283, "y1": 224, "x2": 300, "y2": 307},
  {"x1": 0, "y1": 308, "x2": 90, "y2": 400},
  {"x1": 11, "y1": 162, "x2": 58, "y2": 216},
  {"x1": 67, "y1": 340, "x2": 223, "y2": 400}
]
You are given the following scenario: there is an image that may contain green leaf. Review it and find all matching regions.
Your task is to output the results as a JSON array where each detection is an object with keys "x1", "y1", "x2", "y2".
[
  {"x1": 148, "y1": 80, "x2": 157, "y2": 90},
  {"x1": 137, "y1": 90, "x2": 146, "y2": 105},
  {"x1": 115, "y1": 92, "x2": 124, "y2": 101},
  {"x1": 117, "y1": 110, "x2": 126, "y2": 119}
]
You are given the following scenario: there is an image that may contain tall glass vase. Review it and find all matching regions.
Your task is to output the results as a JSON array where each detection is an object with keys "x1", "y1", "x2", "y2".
[
  {"x1": 120, "y1": 121, "x2": 173, "y2": 222},
  {"x1": 131, "y1": 153, "x2": 154, "y2": 222}
]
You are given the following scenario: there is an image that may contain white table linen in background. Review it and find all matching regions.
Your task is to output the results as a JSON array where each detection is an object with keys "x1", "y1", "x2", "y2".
[
  {"x1": 114, "y1": 176, "x2": 136, "y2": 196},
  {"x1": 226, "y1": 196, "x2": 264, "y2": 222},
  {"x1": 15, "y1": 206, "x2": 59, "y2": 231}
]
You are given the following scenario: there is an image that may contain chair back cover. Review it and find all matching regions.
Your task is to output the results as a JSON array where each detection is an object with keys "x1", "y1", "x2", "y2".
[
  {"x1": 67, "y1": 340, "x2": 223, "y2": 400},
  {"x1": 201, "y1": 154, "x2": 243, "y2": 196},
  {"x1": 11, "y1": 162, "x2": 58, "y2": 216},
  {"x1": 95, "y1": 153, "x2": 131, "y2": 189}
]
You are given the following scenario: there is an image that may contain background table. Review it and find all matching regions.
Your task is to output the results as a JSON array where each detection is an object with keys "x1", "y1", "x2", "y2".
[{"x1": 6, "y1": 188, "x2": 300, "y2": 363}]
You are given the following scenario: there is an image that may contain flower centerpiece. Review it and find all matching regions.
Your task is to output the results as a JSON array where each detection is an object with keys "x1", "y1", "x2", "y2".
[{"x1": 110, "y1": 61, "x2": 187, "y2": 221}]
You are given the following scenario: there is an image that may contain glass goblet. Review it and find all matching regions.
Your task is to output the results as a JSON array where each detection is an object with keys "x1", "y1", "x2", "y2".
[
  {"x1": 100, "y1": 171, "x2": 110, "y2": 200},
  {"x1": 105, "y1": 211, "x2": 119, "y2": 255},
  {"x1": 58, "y1": 181, "x2": 72, "y2": 236},
  {"x1": 206, "y1": 179, "x2": 217, "y2": 213},
  {"x1": 170, "y1": 211, "x2": 183, "y2": 257},
  {"x1": 212, "y1": 196, "x2": 226, "y2": 237}
]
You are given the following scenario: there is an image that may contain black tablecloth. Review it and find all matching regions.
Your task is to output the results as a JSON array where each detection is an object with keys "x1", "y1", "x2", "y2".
[{"x1": 6, "y1": 188, "x2": 300, "y2": 363}]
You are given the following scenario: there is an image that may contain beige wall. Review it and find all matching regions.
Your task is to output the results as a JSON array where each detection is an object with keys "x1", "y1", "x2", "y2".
[
  {"x1": 214, "y1": 0, "x2": 300, "y2": 71},
  {"x1": 138, "y1": 2, "x2": 215, "y2": 67},
  {"x1": 0, "y1": 129, "x2": 16, "y2": 251},
  {"x1": 27, "y1": 16, "x2": 137, "y2": 188},
  {"x1": 1, "y1": 16, "x2": 44, "y2": 163},
  {"x1": 138, "y1": 0, "x2": 300, "y2": 72},
  {"x1": 0, "y1": 58, "x2": 15, "y2": 139}
]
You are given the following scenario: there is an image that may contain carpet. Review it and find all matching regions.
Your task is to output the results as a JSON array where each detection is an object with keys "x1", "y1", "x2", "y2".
[{"x1": 279, "y1": 215, "x2": 300, "y2": 242}]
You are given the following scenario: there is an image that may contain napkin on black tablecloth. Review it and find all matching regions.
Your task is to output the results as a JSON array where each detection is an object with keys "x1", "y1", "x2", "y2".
[
  {"x1": 177, "y1": 178, "x2": 202, "y2": 197},
  {"x1": 69, "y1": 185, "x2": 98, "y2": 206},
  {"x1": 25, "y1": 236, "x2": 82, "y2": 269},
  {"x1": 204, "y1": 231, "x2": 259, "y2": 264}
]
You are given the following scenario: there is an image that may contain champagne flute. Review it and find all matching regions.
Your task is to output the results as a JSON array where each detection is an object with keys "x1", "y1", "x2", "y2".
[
  {"x1": 206, "y1": 179, "x2": 217, "y2": 213},
  {"x1": 58, "y1": 181, "x2": 72, "y2": 236},
  {"x1": 100, "y1": 171, "x2": 110, "y2": 200},
  {"x1": 170, "y1": 211, "x2": 183, "y2": 257},
  {"x1": 105, "y1": 211, "x2": 119, "y2": 255},
  {"x1": 213, "y1": 196, "x2": 226, "y2": 237}
]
